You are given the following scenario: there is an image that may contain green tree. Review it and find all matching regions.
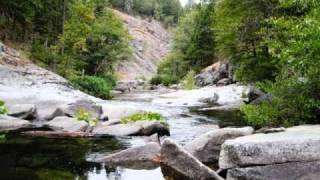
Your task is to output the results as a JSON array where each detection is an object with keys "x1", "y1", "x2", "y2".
[
  {"x1": 215, "y1": 0, "x2": 279, "y2": 82},
  {"x1": 241, "y1": 0, "x2": 320, "y2": 127},
  {"x1": 153, "y1": 1, "x2": 216, "y2": 86}
]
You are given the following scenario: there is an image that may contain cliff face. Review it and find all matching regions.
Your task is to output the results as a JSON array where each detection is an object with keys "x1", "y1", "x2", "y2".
[{"x1": 114, "y1": 10, "x2": 171, "y2": 80}]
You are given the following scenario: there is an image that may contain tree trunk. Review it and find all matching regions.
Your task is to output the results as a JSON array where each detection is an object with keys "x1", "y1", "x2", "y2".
[
  {"x1": 61, "y1": 0, "x2": 66, "y2": 55},
  {"x1": 125, "y1": 0, "x2": 134, "y2": 14}
]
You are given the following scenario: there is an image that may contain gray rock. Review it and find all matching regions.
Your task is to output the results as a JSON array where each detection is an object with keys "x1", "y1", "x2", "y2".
[
  {"x1": 144, "y1": 133, "x2": 160, "y2": 144},
  {"x1": 61, "y1": 99, "x2": 103, "y2": 120},
  {"x1": 93, "y1": 120, "x2": 169, "y2": 136},
  {"x1": 169, "y1": 84, "x2": 182, "y2": 90},
  {"x1": 7, "y1": 104, "x2": 37, "y2": 120},
  {"x1": 255, "y1": 127, "x2": 286, "y2": 134},
  {"x1": 0, "y1": 115, "x2": 33, "y2": 132},
  {"x1": 227, "y1": 161, "x2": 320, "y2": 180},
  {"x1": 217, "y1": 78, "x2": 232, "y2": 87},
  {"x1": 160, "y1": 138, "x2": 223, "y2": 180},
  {"x1": 100, "y1": 104, "x2": 142, "y2": 124},
  {"x1": 95, "y1": 142, "x2": 160, "y2": 169},
  {"x1": 195, "y1": 70, "x2": 221, "y2": 87},
  {"x1": 195, "y1": 63, "x2": 230, "y2": 87},
  {"x1": 243, "y1": 86, "x2": 265, "y2": 103},
  {"x1": 250, "y1": 93, "x2": 272, "y2": 105},
  {"x1": 219, "y1": 125, "x2": 320, "y2": 169},
  {"x1": 115, "y1": 80, "x2": 142, "y2": 93},
  {"x1": 198, "y1": 93, "x2": 219, "y2": 105},
  {"x1": 31, "y1": 100, "x2": 66, "y2": 121},
  {"x1": 46, "y1": 107, "x2": 65, "y2": 120},
  {"x1": 184, "y1": 127, "x2": 254, "y2": 164},
  {"x1": 4, "y1": 46, "x2": 20, "y2": 57},
  {"x1": 45, "y1": 116, "x2": 89, "y2": 132}
]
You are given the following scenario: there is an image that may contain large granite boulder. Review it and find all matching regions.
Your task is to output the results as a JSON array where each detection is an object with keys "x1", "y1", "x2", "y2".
[
  {"x1": 217, "y1": 78, "x2": 232, "y2": 87},
  {"x1": 45, "y1": 116, "x2": 89, "y2": 133},
  {"x1": 160, "y1": 138, "x2": 223, "y2": 180},
  {"x1": 95, "y1": 142, "x2": 161, "y2": 169},
  {"x1": 184, "y1": 127, "x2": 254, "y2": 164},
  {"x1": 198, "y1": 93, "x2": 219, "y2": 105},
  {"x1": 227, "y1": 161, "x2": 320, "y2": 180},
  {"x1": 100, "y1": 104, "x2": 142, "y2": 125},
  {"x1": 7, "y1": 104, "x2": 37, "y2": 120},
  {"x1": 0, "y1": 115, "x2": 33, "y2": 132},
  {"x1": 243, "y1": 86, "x2": 266, "y2": 104},
  {"x1": 219, "y1": 125, "x2": 320, "y2": 169},
  {"x1": 93, "y1": 120, "x2": 169, "y2": 136},
  {"x1": 195, "y1": 62, "x2": 232, "y2": 87},
  {"x1": 55, "y1": 99, "x2": 103, "y2": 120}
]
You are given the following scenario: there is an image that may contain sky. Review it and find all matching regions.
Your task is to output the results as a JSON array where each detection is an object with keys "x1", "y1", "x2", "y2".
[{"x1": 180, "y1": 0, "x2": 199, "y2": 6}]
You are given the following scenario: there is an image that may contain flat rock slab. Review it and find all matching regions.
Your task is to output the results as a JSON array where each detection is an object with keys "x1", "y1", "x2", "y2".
[
  {"x1": 227, "y1": 161, "x2": 320, "y2": 180},
  {"x1": 220, "y1": 125, "x2": 320, "y2": 169},
  {"x1": 93, "y1": 120, "x2": 169, "y2": 136},
  {"x1": 45, "y1": 116, "x2": 89, "y2": 133},
  {"x1": 7, "y1": 104, "x2": 37, "y2": 120},
  {"x1": 184, "y1": 127, "x2": 254, "y2": 164},
  {"x1": 152, "y1": 85, "x2": 246, "y2": 107},
  {"x1": 160, "y1": 138, "x2": 223, "y2": 180},
  {"x1": 61, "y1": 99, "x2": 103, "y2": 120},
  {"x1": 96, "y1": 142, "x2": 161, "y2": 169},
  {"x1": 0, "y1": 115, "x2": 33, "y2": 132},
  {"x1": 100, "y1": 104, "x2": 142, "y2": 124}
]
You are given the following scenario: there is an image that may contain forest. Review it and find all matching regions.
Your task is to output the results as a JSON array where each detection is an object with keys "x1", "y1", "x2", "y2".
[
  {"x1": 1, "y1": 0, "x2": 320, "y2": 130},
  {"x1": 1, "y1": 0, "x2": 320, "y2": 179},
  {"x1": 153, "y1": 0, "x2": 320, "y2": 128}
]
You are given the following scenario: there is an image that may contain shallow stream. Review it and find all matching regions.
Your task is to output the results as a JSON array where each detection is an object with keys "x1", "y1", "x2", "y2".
[{"x1": 0, "y1": 90, "x2": 244, "y2": 180}]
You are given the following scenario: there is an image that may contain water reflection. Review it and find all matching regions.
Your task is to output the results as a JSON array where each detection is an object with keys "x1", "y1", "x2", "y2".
[
  {"x1": 0, "y1": 90, "x2": 246, "y2": 179},
  {"x1": 87, "y1": 167, "x2": 163, "y2": 180},
  {"x1": 0, "y1": 134, "x2": 162, "y2": 180}
]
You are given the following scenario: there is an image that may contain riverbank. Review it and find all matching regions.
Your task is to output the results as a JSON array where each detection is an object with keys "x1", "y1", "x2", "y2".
[{"x1": 1, "y1": 44, "x2": 320, "y2": 180}]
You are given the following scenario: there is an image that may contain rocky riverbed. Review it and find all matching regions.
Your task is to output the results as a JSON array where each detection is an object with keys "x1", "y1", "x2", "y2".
[{"x1": 1, "y1": 44, "x2": 320, "y2": 180}]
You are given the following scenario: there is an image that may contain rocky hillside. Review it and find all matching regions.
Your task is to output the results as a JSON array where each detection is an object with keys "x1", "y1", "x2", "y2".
[
  {"x1": 0, "y1": 43, "x2": 98, "y2": 120},
  {"x1": 114, "y1": 10, "x2": 171, "y2": 80}
]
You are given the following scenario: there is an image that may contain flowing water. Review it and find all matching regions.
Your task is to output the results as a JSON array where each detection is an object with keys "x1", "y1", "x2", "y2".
[{"x1": 0, "y1": 90, "x2": 244, "y2": 180}]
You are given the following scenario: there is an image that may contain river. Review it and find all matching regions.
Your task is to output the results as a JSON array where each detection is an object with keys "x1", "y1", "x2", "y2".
[{"x1": 0, "y1": 90, "x2": 244, "y2": 180}]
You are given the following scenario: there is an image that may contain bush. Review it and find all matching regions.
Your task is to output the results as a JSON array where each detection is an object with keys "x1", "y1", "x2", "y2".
[
  {"x1": 241, "y1": 103, "x2": 281, "y2": 128},
  {"x1": 72, "y1": 75, "x2": 115, "y2": 99},
  {"x1": 182, "y1": 70, "x2": 196, "y2": 90},
  {"x1": 0, "y1": 100, "x2": 8, "y2": 115},
  {"x1": 241, "y1": 77, "x2": 320, "y2": 128},
  {"x1": 150, "y1": 74, "x2": 179, "y2": 86},
  {"x1": 75, "y1": 108, "x2": 98, "y2": 126},
  {"x1": 233, "y1": 56, "x2": 279, "y2": 83},
  {"x1": 151, "y1": 52, "x2": 187, "y2": 86},
  {"x1": 121, "y1": 112, "x2": 168, "y2": 127}
]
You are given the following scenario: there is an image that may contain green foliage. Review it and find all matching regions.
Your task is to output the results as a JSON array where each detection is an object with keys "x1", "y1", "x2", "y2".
[
  {"x1": 182, "y1": 70, "x2": 196, "y2": 90},
  {"x1": 109, "y1": 0, "x2": 182, "y2": 26},
  {"x1": 121, "y1": 112, "x2": 168, "y2": 127},
  {"x1": 133, "y1": 0, "x2": 157, "y2": 16},
  {"x1": 241, "y1": 102, "x2": 281, "y2": 128},
  {"x1": 72, "y1": 75, "x2": 116, "y2": 100},
  {"x1": 1, "y1": 0, "x2": 130, "y2": 99},
  {"x1": 154, "y1": 3, "x2": 216, "y2": 86},
  {"x1": 75, "y1": 108, "x2": 98, "y2": 126},
  {"x1": 215, "y1": 0, "x2": 280, "y2": 83},
  {"x1": 0, "y1": 100, "x2": 8, "y2": 115},
  {"x1": 151, "y1": 52, "x2": 185, "y2": 86},
  {"x1": 0, "y1": 133, "x2": 6, "y2": 141},
  {"x1": 57, "y1": 1, "x2": 131, "y2": 78},
  {"x1": 37, "y1": 169, "x2": 76, "y2": 180},
  {"x1": 150, "y1": 75, "x2": 179, "y2": 86},
  {"x1": 241, "y1": 1, "x2": 320, "y2": 127}
]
